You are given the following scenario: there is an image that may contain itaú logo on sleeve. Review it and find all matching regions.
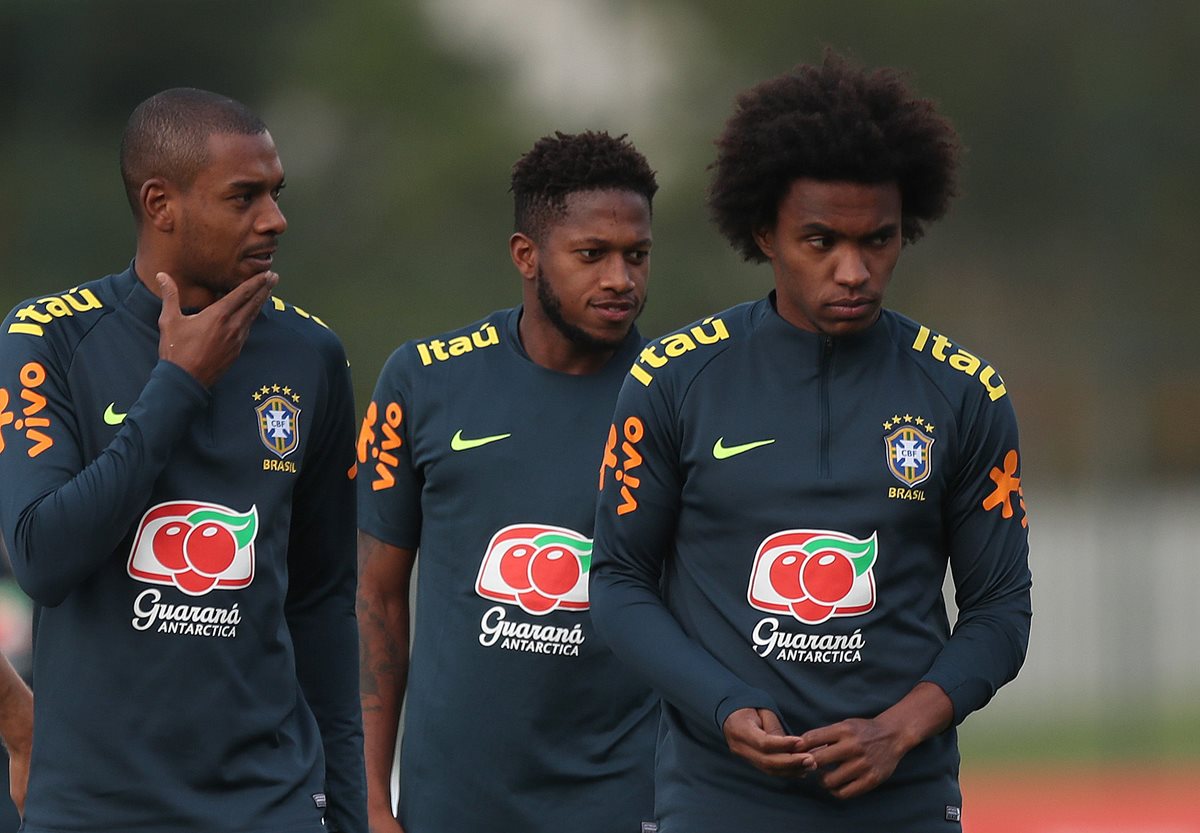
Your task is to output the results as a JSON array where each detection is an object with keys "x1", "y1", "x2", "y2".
[
  {"x1": 747, "y1": 529, "x2": 877, "y2": 625},
  {"x1": 128, "y1": 501, "x2": 258, "y2": 596},
  {"x1": 475, "y1": 524, "x2": 592, "y2": 615}
]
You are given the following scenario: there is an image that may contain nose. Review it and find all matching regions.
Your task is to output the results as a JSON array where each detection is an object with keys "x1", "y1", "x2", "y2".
[
  {"x1": 599, "y1": 255, "x2": 637, "y2": 293},
  {"x1": 257, "y1": 199, "x2": 288, "y2": 236},
  {"x1": 833, "y1": 247, "x2": 869, "y2": 287}
]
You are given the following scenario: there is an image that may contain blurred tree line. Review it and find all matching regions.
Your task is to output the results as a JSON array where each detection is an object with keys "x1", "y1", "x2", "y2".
[{"x1": 2, "y1": 0, "x2": 1197, "y2": 487}]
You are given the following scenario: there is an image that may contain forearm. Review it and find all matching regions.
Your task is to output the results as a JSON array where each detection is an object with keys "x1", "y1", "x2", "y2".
[
  {"x1": 922, "y1": 581, "x2": 1032, "y2": 723},
  {"x1": 6, "y1": 361, "x2": 206, "y2": 606},
  {"x1": 591, "y1": 570, "x2": 777, "y2": 733},
  {"x1": 292, "y1": 601, "x2": 366, "y2": 832},
  {"x1": 0, "y1": 655, "x2": 32, "y2": 755},
  {"x1": 929, "y1": 396, "x2": 1032, "y2": 723},
  {"x1": 356, "y1": 582, "x2": 412, "y2": 832},
  {"x1": 353, "y1": 532, "x2": 416, "y2": 823},
  {"x1": 873, "y1": 681, "x2": 954, "y2": 754},
  {"x1": 358, "y1": 585, "x2": 410, "y2": 816}
]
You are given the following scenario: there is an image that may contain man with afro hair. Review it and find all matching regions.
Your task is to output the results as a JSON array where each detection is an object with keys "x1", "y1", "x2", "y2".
[
  {"x1": 357, "y1": 131, "x2": 659, "y2": 833},
  {"x1": 591, "y1": 53, "x2": 1032, "y2": 831}
]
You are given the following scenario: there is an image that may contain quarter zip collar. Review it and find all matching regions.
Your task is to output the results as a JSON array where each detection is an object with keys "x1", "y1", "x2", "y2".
[
  {"x1": 116, "y1": 262, "x2": 164, "y2": 331},
  {"x1": 754, "y1": 291, "x2": 893, "y2": 480},
  {"x1": 755, "y1": 290, "x2": 890, "y2": 356}
]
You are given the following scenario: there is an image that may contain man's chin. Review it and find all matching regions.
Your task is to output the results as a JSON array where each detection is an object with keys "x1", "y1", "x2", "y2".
[{"x1": 583, "y1": 321, "x2": 637, "y2": 351}]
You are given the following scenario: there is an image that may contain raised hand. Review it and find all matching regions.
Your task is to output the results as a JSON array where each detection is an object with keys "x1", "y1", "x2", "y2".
[{"x1": 156, "y1": 271, "x2": 278, "y2": 388}]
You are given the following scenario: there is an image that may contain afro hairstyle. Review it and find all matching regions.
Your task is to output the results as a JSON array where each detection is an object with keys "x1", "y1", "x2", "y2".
[{"x1": 708, "y1": 51, "x2": 961, "y2": 262}]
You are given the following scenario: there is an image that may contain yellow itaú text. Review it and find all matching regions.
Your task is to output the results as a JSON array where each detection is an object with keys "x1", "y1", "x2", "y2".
[
  {"x1": 8, "y1": 288, "x2": 103, "y2": 336},
  {"x1": 416, "y1": 323, "x2": 500, "y2": 366},
  {"x1": 911, "y1": 325, "x2": 1006, "y2": 401},
  {"x1": 630, "y1": 317, "x2": 730, "y2": 386}
]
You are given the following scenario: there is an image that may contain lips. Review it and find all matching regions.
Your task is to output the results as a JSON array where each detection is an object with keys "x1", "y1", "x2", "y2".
[
  {"x1": 592, "y1": 299, "x2": 637, "y2": 322},
  {"x1": 242, "y1": 246, "x2": 277, "y2": 272},
  {"x1": 826, "y1": 297, "x2": 877, "y2": 318}
]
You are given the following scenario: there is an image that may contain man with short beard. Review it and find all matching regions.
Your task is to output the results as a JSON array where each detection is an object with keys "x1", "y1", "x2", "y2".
[{"x1": 356, "y1": 131, "x2": 658, "y2": 833}]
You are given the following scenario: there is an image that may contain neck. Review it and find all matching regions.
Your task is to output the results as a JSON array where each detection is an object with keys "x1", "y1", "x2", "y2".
[
  {"x1": 133, "y1": 245, "x2": 219, "y2": 310},
  {"x1": 517, "y1": 306, "x2": 619, "y2": 376}
]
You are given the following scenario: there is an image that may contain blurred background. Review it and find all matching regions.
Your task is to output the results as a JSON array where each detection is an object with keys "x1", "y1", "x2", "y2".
[{"x1": 2, "y1": 1, "x2": 1197, "y2": 830}]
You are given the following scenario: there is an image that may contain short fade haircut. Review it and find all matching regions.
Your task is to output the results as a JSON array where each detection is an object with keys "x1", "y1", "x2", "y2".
[
  {"x1": 120, "y1": 87, "x2": 267, "y2": 218},
  {"x1": 510, "y1": 130, "x2": 659, "y2": 242},
  {"x1": 709, "y1": 51, "x2": 962, "y2": 262}
]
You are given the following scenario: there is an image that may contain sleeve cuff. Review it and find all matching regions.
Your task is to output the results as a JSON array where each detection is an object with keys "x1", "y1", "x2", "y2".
[
  {"x1": 714, "y1": 688, "x2": 780, "y2": 733},
  {"x1": 920, "y1": 671, "x2": 992, "y2": 726}
]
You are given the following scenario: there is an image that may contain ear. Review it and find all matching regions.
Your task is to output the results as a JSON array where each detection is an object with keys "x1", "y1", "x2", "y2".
[
  {"x1": 140, "y1": 178, "x2": 175, "y2": 232},
  {"x1": 509, "y1": 232, "x2": 538, "y2": 281},
  {"x1": 752, "y1": 226, "x2": 776, "y2": 261}
]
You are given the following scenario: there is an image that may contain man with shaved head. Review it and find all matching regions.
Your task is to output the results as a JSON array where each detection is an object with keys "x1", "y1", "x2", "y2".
[{"x1": 0, "y1": 88, "x2": 366, "y2": 832}]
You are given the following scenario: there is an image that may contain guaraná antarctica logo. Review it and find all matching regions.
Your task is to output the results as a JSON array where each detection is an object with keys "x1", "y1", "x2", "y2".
[
  {"x1": 128, "y1": 501, "x2": 258, "y2": 597},
  {"x1": 476, "y1": 524, "x2": 592, "y2": 615},
  {"x1": 747, "y1": 528, "x2": 877, "y2": 625}
]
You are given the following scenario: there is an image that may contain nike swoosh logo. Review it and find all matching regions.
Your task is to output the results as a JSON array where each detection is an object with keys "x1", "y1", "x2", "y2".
[
  {"x1": 103, "y1": 403, "x2": 127, "y2": 425},
  {"x1": 712, "y1": 436, "x2": 775, "y2": 459},
  {"x1": 451, "y1": 429, "x2": 512, "y2": 451}
]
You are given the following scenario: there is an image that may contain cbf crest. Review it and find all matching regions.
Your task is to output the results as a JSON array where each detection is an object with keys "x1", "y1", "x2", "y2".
[
  {"x1": 883, "y1": 415, "x2": 935, "y2": 487},
  {"x1": 254, "y1": 385, "x2": 301, "y2": 459}
]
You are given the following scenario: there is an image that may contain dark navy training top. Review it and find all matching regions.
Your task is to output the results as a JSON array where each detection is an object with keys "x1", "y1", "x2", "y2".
[
  {"x1": 591, "y1": 294, "x2": 1032, "y2": 833},
  {"x1": 357, "y1": 307, "x2": 655, "y2": 833},
  {"x1": 0, "y1": 266, "x2": 366, "y2": 833}
]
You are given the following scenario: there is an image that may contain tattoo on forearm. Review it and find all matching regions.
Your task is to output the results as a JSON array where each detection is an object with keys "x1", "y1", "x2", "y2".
[{"x1": 358, "y1": 592, "x2": 407, "y2": 701}]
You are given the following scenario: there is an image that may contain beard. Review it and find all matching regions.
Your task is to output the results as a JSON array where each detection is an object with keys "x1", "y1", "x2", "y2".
[{"x1": 535, "y1": 265, "x2": 642, "y2": 352}]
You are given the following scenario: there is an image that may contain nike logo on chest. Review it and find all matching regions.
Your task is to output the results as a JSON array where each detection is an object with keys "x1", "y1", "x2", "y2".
[
  {"x1": 104, "y1": 403, "x2": 127, "y2": 425},
  {"x1": 451, "y1": 429, "x2": 512, "y2": 451},
  {"x1": 712, "y1": 436, "x2": 775, "y2": 459}
]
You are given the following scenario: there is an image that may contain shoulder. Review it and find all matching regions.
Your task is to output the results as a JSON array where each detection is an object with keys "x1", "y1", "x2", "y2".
[
  {"x1": 0, "y1": 273, "x2": 122, "y2": 376},
  {"x1": 263, "y1": 295, "x2": 342, "y2": 344},
  {"x1": 385, "y1": 308, "x2": 510, "y2": 377},
  {"x1": 262, "y1": 295, "x2": 348, "y2": 363},
  {"x1": 2, "y1": 274, "x2": 117, "y2": 343},
  {"x1": 626, "y1": 300, "x2": 756, "y2": 390},
  {"x1": 887, "y1": 310, "x2": 1010, "y2": 405}
]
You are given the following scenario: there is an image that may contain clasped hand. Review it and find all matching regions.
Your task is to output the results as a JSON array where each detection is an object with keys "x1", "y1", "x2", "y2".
[{"x1": 722, "y1": 707, "x2": 907, "y2": 799}]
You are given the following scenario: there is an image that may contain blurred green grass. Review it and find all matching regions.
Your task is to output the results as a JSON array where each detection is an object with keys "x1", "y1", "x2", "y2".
[{"x1": 959, "y1": 705, "x2": 1200, "y2": 764}]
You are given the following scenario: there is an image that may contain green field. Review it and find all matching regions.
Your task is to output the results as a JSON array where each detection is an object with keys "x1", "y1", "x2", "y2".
[{"x1": 959, "y1": 704, "x2": 1200, "y2": 764}]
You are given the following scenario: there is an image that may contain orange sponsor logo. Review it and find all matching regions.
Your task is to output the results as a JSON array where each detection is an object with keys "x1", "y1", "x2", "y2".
[
  {"x1": 599, "y1": 416, "x2": 645, "y2": 515},
  {"x1": 982, "y1": 449, "x2": 1027, "y2": 528},
  {"x1": 0, "y1": 362, "x2": 55, "y2": 458},
  {"x1": 357, "y1": 400, "x2": 404, "y2": 491}
]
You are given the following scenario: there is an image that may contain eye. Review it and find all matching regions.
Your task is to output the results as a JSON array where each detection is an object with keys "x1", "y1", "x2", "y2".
[
  {"x1": 806, "y1": 235, "x2": 834, "y2": 251},
  {"x1": 272, "y1": 183, "x2": 287, "y2": 201},
  {"x1": 868, "y1": 230, "x2": 895, "y2": 247},
  {"x1": 577, "y1": 248, "x2": 603, "y2": 261},
  {"x1": 626, "y1": 250, "x2": 649, "y2": 264}
]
